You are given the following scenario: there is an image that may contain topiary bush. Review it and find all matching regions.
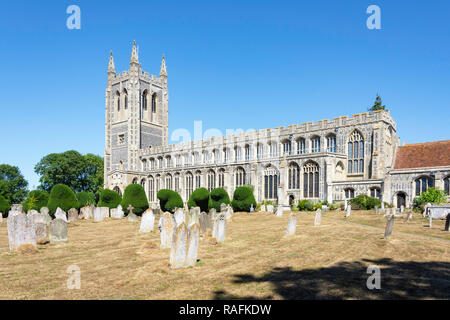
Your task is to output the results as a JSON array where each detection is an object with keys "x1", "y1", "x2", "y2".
[
  {"x1": 47, "y1": 184, "x2": 80, "y2": 216},
  {"x1": 97, "y1": 189, "x2": 122, "y2": 209},
  {"x1": 22, "y1": 190, "x2": 49, "y2": 212},
  {"x1": 350, "y1": 194, "x2": 381, "y2": 210},
  {"x1": 120, "y1": 184, "x2": 149, "y2": 216},
  {"x1": 297, "y1": 200, "x2": 314, "y2": 211},
  {"x1": 231, "y1": 186, "x2": 256, "y2": 212},
  {"x1": 157, "y1": 189, "x2": 183, "y2": 213},
  {"x1": 76, "y1": 191, "x2": 96, "y2": 207},
  {"x1": 188, "y1": 188, "x2": 210, "y2": 212},
  {"x1": 209, "y1": 188, "x2": 231, "y2": 211},
  {"x1": 0, "y1": 194, "x2": 10, "y2": 218}
]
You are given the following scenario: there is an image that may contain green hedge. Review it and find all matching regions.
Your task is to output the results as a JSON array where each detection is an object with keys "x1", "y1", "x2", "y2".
[
  {"x1": 22, "y1": 190, "x2": 49, "y2": 212},
  {"x1": 231, "y1": 186, "x2": 256, "y2": 212},
  {"x1": 120, "y1": 184, "x2": 148, "y2": 216},
  {"x1": 350, "y1": 195, "x2": 381, "y2": 210},
  {"x1": 157, "y1": 189, "x2": 183, "y2": 213},
  {"x1": 209, "y1": 188, "x2": 230, "y2": 211},
  {"x1": 188, "y1": 188, "x2": 210, "y2": 212},
  {"x1": 98, "y1": 189, "x2": 122, "y2": 209},
  {"x1": 0, "y1": 195, "x2": 10, "y2": 218},
  {"x1": 76, "y1": 191, "x2": 96, "y2": 207},
  {"x1": 47, "y1": 184, "x2": 80, "y2": 215},
  {"x1": 298, "y1": 200, "x2": 314, "y2": 211}
]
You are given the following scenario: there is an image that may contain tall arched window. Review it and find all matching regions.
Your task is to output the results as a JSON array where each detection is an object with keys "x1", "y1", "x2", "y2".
[
  {"x1": 149, "y1": 176, "x2": 154, "y2": 201},
  {"x1": 311, "y1": 136, "x2": 321, "y2": 153},
  {"x1": 151, "y1": 93, "x2": 157, "y2": 113},
  {"x1": 223, "y1": 148, "x2": 229, "y2": 163},
  {"x1": 142, "y1": 90, "x2": 148, "y2": 111},
  {"x1": 268, "y1": 142, "x2": 277, "y2": 158},
  {"x1": 257, "y1": 143, "x2": 263, "y2": 159},
  {"x1": 415, "y1": 176, "x2": 434, "y2": 196},
  {"x1": 140, "y1": 178, "x2": 146, "y2": 189},
  {"x1": 150, "y1": 158, "x2": 155, "y2": 170},
  {"x1": 142, "y1": 159, "x2": 147, "y2": 171},
  {"x1": 123, "y1": 89, "x2": 128, "y2": 110},
  {"x1": 303, "y1": 162, "x2": 319, "y2": 198},
  {"x1": 235, "y1": 167, "x2": 246, "y2": 187},
  {"x1": 445, "y1": 177, "x2": 450, "y2": 195},
  {"x1": 195, "y1": 171, "x2": 202, "y2": 189},
  {"x1": 348, "y1": 130, "x2": 364, "y2": 174},
  {"x1": 234, "y1": 147, "x2": 241, "y2": 162},
  {"x1": 174, "y1": 173, "x2": 180, "y2": 191},
  {"x1": 288, "y1": 162, "x2": 300, "y2": 189},
  {"x1": 113, "y1": 186, "x2": 122, "y2": 197},
  {"x1": 283, "y1": 140, "x2": 292, "y2": 156},
  {"x1": 345, "y1": 188, "x2": 355, "y2": 199},
  {"x1": 186, "y1": 172, "x2": 193, "y2": 199},
  {"x1": 327, "y1": 134, "x2": 337, "y2": 153},
  {"x1": 207, "y1": 170, "x2": 216, "y2": 192},
  {"x1": 116, "y1": 91, "x2": 121, "y2": 111},
  {"x1": 245, "y1": 145, "x2": 251, "y2": 160},
  {"x1": 156, "y1": 174, "x2": 161, "y2": 193},
  {"x1": 296, "y1": 138, "x2": 306, "y2": 155},
  {"x1": 165, "y1": 174, "x2": 172, "y2": 190},
  {"x1": 264, "y1": 167, "x2": 278, "y2": 200},
  {"x1": 218, "y1": 169, "x2": 225, "y2": 188},
  {"x1": 132, "y1": 177, "x2": 138, "y2": 184}
]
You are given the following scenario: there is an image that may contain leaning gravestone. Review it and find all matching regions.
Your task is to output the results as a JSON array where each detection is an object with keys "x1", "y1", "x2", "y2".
[
  {"x1": 55, "y1": 207, "x2": 68, "y2": 222},
  {"x1": 39, "y1": 207, "x2": 52, "y2": 224},
  {"x1": 225, "y1": 205, "x2": 232, "y2": 220},
  {"x1": 314, "y1": 209, "x2": 322, "y2": 226},
  {"x1": 174, "y1": 208, "x2": 186, "y2": 227},
  {"x1": 49, "y1": 218, "x2": 68, "y2": 244},
  {"x1": 93, "y1": 207, "x2": 104, "y2": 222},
  {"x1": 170, "y1": 223, "x2": 188, "y2": 269},
  {"x1": 160, "y1": 212, "x2": 175, "y2": 249},
  {"x1": 199, "y1": 212, "x2": 210, "y2": 235},
  {"x1": 209, "y1": 208, "x2": 216, "y2": 217},
  {"x1": 345, "y1": 204, "x2": 351, "y2": 218},
  {"x1": 188, "y1": 207, "x2": 200, "y2": 226},
  {"x1": 186, "y1": 223, "x2": 200, "y2": 267},
  {"x1": 35, "y1": 223, "x2": 49, "y2": 244},
  {"x1": 286, "y1": 213, "x2": 297, "y2": 236},
  {"x1": 445, "y1": 214, "x2": 450, "y2": 231},
  {"x1": 127, "y1": 205, "x2": 139, "y2": 223},
  {"x1": 139, "y1": 210, "x2": 155, "y2": 233},
  {"x1": 80, "y1": 206, "x2": 93, "y2": 220},
  {"x1": 384, "y1": 215, "x2": 395, "y2": 239},
  {"x1": 217, "y1": 213, "x2": 226, "y2": 243},
  {"x1": 68, "y1": 208, "x2": 79, "y2": 222},
  {"x1": 275, "y1": 206, "x2": 283, "y2": 217},
  {"x1": 220, "y1": 203, "x2": 227, "y2": 213},
  {"x1": 7, "y1": 212, "x2": 36, "y2": 251}
]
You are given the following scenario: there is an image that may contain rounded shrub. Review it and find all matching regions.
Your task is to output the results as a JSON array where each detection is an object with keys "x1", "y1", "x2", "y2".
[
  {"x1": 231, "y1": 186, "x2": 256, "y2": 212},
  {"x1": 120, "y1": 184, "x2": 149, "y2": 216},
  {"x1": 209, "y1": 188, "x2": 230, "y2": 211},
  {"x1": 47, "y1": 184, "x2": 80, "y2": 215},
  {"x1": 350, "y1": 195, "x2": 381, "y2": 210},
  {"x1": 22, "y1": 190, "x2": 49, "y2": 212},
  {"x1": 76, "y1": 191, "x2": 96, "y2": 207},
  {"x1": 157, "y1": 189, "x2": 183, "y2": 213},
  {"x1": 0, "y1": 194, "x2": 10, "y2": 218},
  {"x1": 188, "y1": 188, "x2": 210, "y2": 212},
  {"x1": 98, "y1": 189, "x2": 122, "y2": 209}
]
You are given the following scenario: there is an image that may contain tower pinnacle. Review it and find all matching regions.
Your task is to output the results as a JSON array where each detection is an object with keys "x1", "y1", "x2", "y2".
[
  {"x1": 108, "y1": 50, "x2": 116, "y2": 74},
  {"x1": 130, "y1": 40, "x2": 139, "y2": 65},
  {"x1": 160, "y1": 54, "x2": 167, "y2": 77}
]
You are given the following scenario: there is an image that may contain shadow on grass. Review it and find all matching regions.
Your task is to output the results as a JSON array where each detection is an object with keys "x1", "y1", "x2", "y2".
[{"x1": 214, "y1": 258, "x2": 450, "y2": 300}]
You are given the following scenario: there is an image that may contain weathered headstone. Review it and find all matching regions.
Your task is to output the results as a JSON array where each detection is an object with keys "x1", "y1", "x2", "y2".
[
  {"x1": 7, "y1": 212, "x2": 36, "y2": 251},
  {"x1": 80, "y1": 206, "x2": 93, "y2": 219},
  {"x1": 314, "y1": 209, "x2": 322, "y2": 226},
  {"x1": 405, "y1": 212, "x2": 413, "y2": 222},
  {"x1": 93, "y1": 207, "x2": 104, "y2": 222},
  {"x1": 344, "y1": 199, "x2": 348, "y2": 210},
  {"x1": 139, "y1": 210, "x2": 155, "y2": 233},
  {"x1": 170, "y1": 222, "x2": 188, "y2": 269},
  {"x1": 111, "y1": 205, "x2": 124, "y2": 219},
  {"x1": 186, "y1": 223, "x2": 200, "y2": 267},
  {"x1": 220, "y1": 203, "x2": 227, "y2": 212},
  {"x1": 199, "y1": 212, "x2": 210, "y2": 235},
  {"x1": 55, "y1": 207, "x2": 68, "y2": 222},
  {"x1": 429, "y1": 214, "x2": 433, "y2": 228},
  {"x1": 250, "y1": 204, "x2": 254, "y2": 213},
  {"x1": 261, "y1": 204, "x2": 266, "y2": 212},
  {"x1": 445, "y1": 214, "x2": 450, "y2": 231},
  {"x1": 345, "y1": 204, "x2": 351, "y2": 218},
  {"x1": 189, "y1": 207, "x2": 200, "y2": 226},
  {"x1": 225, "y1": 205, "x2": 232, "y2": 220},
  {"x1": 381, "y1": 202, "x2": 385, "y2": 211},
  {"x1": 160, "y1": 212, "x2": 175, "y2": 249},
  {"x1": 175, "y1": 208, "x2": 186, "y2": 226},
  {"x1": 384, "y1": 215, "x2": 395, "y2": 239},
  {"x1": 286, "y1": 213, "x2": 297, "y2": 236},
  {"x1": 267, "y1": 205, "x2": 274, "y2": 213},
  {"x1": 35, "y1": 223, "x2": 49, "y2": 244},
  {"x1": 49, "y1": 218, "x2": 67, "y2": 244},
  {"x1": 217, "y1": 213, "x2": 226, "y2": 243},
  {"x1": 209, "y1": 208, "x2": 216, "y2": 216},
  {"x1": 275, "y1": 205, "x2": 283, "y2": 217},
  {"x1": 100, "y1": 207, "x2": 110, "y2": 219},
  {"x1": 68, "y1": 208, "x2": 79, "y2": 222},
  {"x1": 400, "y1": 205, "x2": 405, "y2": 213},
  {"x1": 39, "y1": 207, "x2": 52, "y2": 224},
  {"x1": 127, "y1": 205, "x2": 138, "y2": 222}
]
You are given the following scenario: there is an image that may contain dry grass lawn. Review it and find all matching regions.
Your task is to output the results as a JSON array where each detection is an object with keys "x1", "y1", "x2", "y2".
[{"x1": 0, "y1": 210, "x2": 449, "y2": 300}]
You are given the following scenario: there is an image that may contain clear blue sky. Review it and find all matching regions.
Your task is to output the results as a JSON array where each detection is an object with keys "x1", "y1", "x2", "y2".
[{"x1": 0, "y1": 0, "x2": 449, "y2": 189}]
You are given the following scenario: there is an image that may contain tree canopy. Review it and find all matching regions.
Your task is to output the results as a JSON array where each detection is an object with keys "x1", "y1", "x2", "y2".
[
  {"x1": 34, "y1": 150, "x2": 103, "y2": 194},
  {"x1": 368, "y1": 94, "x2": 386, "y2": 112},
  {"x1": 0, "y1": 164, "x2": 29, "y2": 204}
]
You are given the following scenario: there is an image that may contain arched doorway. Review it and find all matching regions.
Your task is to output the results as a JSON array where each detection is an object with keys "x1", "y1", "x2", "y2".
[{"x1": 397, "y1": 192, "x2": 406, "y2": 209}]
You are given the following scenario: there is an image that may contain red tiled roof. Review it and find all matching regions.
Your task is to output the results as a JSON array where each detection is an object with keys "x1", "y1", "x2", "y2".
[{"x1": 394, "y1": 140, "x2": 450, "y2": 169}]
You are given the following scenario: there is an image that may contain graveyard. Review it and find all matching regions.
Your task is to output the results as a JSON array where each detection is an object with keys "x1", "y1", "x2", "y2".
[{"x1": 0, "y1": 208, "x2": 449, "y2": 300}]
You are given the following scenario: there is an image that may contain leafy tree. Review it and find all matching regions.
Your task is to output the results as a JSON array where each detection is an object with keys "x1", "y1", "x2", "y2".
[
  {"x1": 98, "y1": 189, "x2": 122, "y2": 209},
  {"x1": 368, "y1": 94, "x2": 386, "y2": 112},
  {"x1": 76, "y1": 191, "x2": 96, "y2": 207},
  {"x1": 23, "y1": 190, "x2": 49, "y2": 212},
  {"x1": 34, "y1": 151, "x2": 103, "y2": 193},
  {"x1": 47, "y1": 184, "x2": 80, "y2": 215},
  {"x1": 0, "y1": 164, "x2": 29, "y2": 204},
  {"x1": 418, "y1": 187, "x2": 447, "y2": 205},
  {"x1": 0, "y1": 194, "x2": 10, "y2": 217}
]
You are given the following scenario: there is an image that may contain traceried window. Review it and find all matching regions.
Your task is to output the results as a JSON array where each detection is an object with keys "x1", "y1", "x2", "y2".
[
  {"x1": 165, "y1": 174, "x2": 172, "y2": 190},
  {"x1": 235, "y1": 167, "x2": 246, "y2": 187},
  {"x1": 142, "y1": 159, "x2": 147, "y2": 171},
  {"x1": 245, "y1": 145, "x2": 251, "y2": 160},
  {"x1": 264, "y1": 167, "x2": 278, "y2": 200},
  {"x1": 185, "y1": 172, "x2": 193, "y2": 199},
  {"x1": 218, "y1": 169, "x2": 225, "y2": 188},
  {"x1": 234, "y1": 147, "x2": 241, "y2": 162},
  {"x1": 142, "y1": 90, "x2": 148, "y2": 111},
  {"x1": 151, "y1": 93, "x2": 157, "y2": 113},
  {"x1": 174, "y1": 173, "x2": 180, "y2": 191},
  {"x1": 184, "y1": 154, "x2": 191, "y2": 167},
  {"x1": 149, "y1": 177, "x2": 154, "y2": 201},
  {"x1": 348, "y1": 130, "x2": 364, "y2": 174},
  {"x1": 116, "y1": 91, "x2": 120, "y2": 111},
  {"x1": 345, "y1": 188, "x2": 355, "y2": 199},
  {"x1": 283, "y1": 140, "x2": 292, "y2": 156},
  {"x1": 257, "y1": 143, "x2": 263, "y2": 159},
  {"x1": 303, "y1": 162, "x2": 319, "y2": 198},
  {"x1": 207, "y1": 170, "x2": 216, "y2": 192},
  {"x1": 166, "y1": 156, "x2": 172, "y2": 168},
  {"x1": 288, "y1": 162, "x2": 300, "y2": 189},
  {"x1": 296, "y1": 138, "x2": 306, "y2": 155},
  {"x1": 415, "y1": 176, "x2": 434, "y2": 196},
  {"x1": 123, "y1": 89, "x2": 128, "y2": 110},
  {"x1": 445, "y1": 177, "x2": 450, "y2": 195},
  {"x1": 150, "y1": 158, "x2": 155, "y2": 170},
  {"x1": 224, "y1": 148, "x2": 229, "y2": 163},
  {"x1": 118, "y1": 134, "x2": 125, "y2": 145},
  {"x1": 370, "y1": 187, "x2": 381, "y2": 199},
  {"x1": 269, "y1": 142, "x2": 278, "y2": 158},
  {"x1": 311, "y1": 136, "x2": 321, "y2": 153},
  {"x1": 327, "y1": 134, "x2": 337, "y2": 153},
  {"x1": 195, "y1": 171, "x2": 201, "y2": 189},
  {"x1": 158, "y1": 157, "x2": 163, "y2": 169}
]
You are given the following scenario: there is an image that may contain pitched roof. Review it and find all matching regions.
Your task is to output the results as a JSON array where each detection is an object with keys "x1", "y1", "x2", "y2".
[{"x1": 394, "y1": 140, "x2": 450, "y2": 169}]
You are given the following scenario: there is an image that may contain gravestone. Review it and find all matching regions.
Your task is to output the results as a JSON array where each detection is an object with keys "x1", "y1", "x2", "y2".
[
  {"x1": 345, "y1": 204, "x2": 351, "y2": 218},
  {"x1": 127, "y1": 205, "x2": 139, "y2": 222},
  {"x1": 199, "y1": 212, "x2": 210, "y2": 235},
  {"x1": 275, "y1": 206, "x2": 283, "y2": 217},
  {"x1": 217, "y1": 213, "x2": 226, "y2": 243},
  {"x1": 344, "y1": 199, "x2": 348, "y2": 210},
  {"x1": 111, "y1": 205, "x2": 124, "y2": 219},
  {"x1": 55, "y1": 208, "x2": 68, "y2": 222},
  {"x1": 384, "y1": 215, "x2": 395, "y2": 239},
  {"x1": 35, "y1": 223, "x2": 49, "y2": 244},
  {"x1": 209, "y1": 208, "x2": 216, "y2": 217},
  {"x1": 160, "y1": 212, "x2": 175, "y2": 249},
  {"x1": 49, "y1": 218, "x2": 68, "y2": 244},
  {"x1": 175, "y1": 208, "x2": 186, "y2": 227},
  {"x1": 80, "y1": 206, "x2": 93, "y2": 219},
  {"x1": 261, "y1": 204, "x2": 266, "y2": 212},
  {"x1": 139, "y1": 210, "x2": 155, "y2": 233},
  {"x1": 429, "y1": 215, "x2": 433, "y2": 228},
  {"x1": 225, "y1": 205, "x2": 232, "y2": 220},
  {"x1": 100, "y1": 207, "x2": 109, "y2": 219},
  {"x1": 39, "y1": 207, "x2": 52, "y2": 224},
  {"x1": 375, "y1": 206, "x2": 379, "y2": 214},
  {"x1": 68, "y1": 208, "x2": 79, "y2": 222},
  {"x1": 400, "y1": 205, "x2": 404, "y2": 213},
  {"x1": 286, "y1": 213, "x2": 297, "y2": 236},
  {"x1": 93, "y1": 207, "x2": 104, "y2": 222},
  {"x1": 314, "y1": 209, "x2": 322, "y2": 226},
  {"x1": 170, "y1": 223, "x2": 188, "y2": 269},
  {"x1": 381, "y1": 202, "x2": 385, "y2": 211},
  {"x1": 250, "y1": 204, "x2": 254, "y2": 213},
  {"x1": 267, "y1": 205, "x2": 274, "y2": 213},
  {"x1": 220, "y1": 203, "x2": 227, "y2": 212},
  {"x1": 405, "y1": 212, "x2": 413, "y2": 222},
  {"x1": 186, "y1": 223, "x2": 200, "y2": 267},
  {"x1": 188, "y1": 207, "x2": 200, "y2": 226},
  {"x1": 445, "y1": 214, "x2": 450, "y2": 231},
  {"x1": 7, "y1": 212, "x2": 36, "y2": 251},
  {"x1": 321, "y1": 205, "x2": 328, "y2": 211}
]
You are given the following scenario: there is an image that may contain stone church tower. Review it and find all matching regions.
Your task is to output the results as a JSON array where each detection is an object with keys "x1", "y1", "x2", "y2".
[{"x1": 104, "y1": 41, "x2": 169, "y2": 191}]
